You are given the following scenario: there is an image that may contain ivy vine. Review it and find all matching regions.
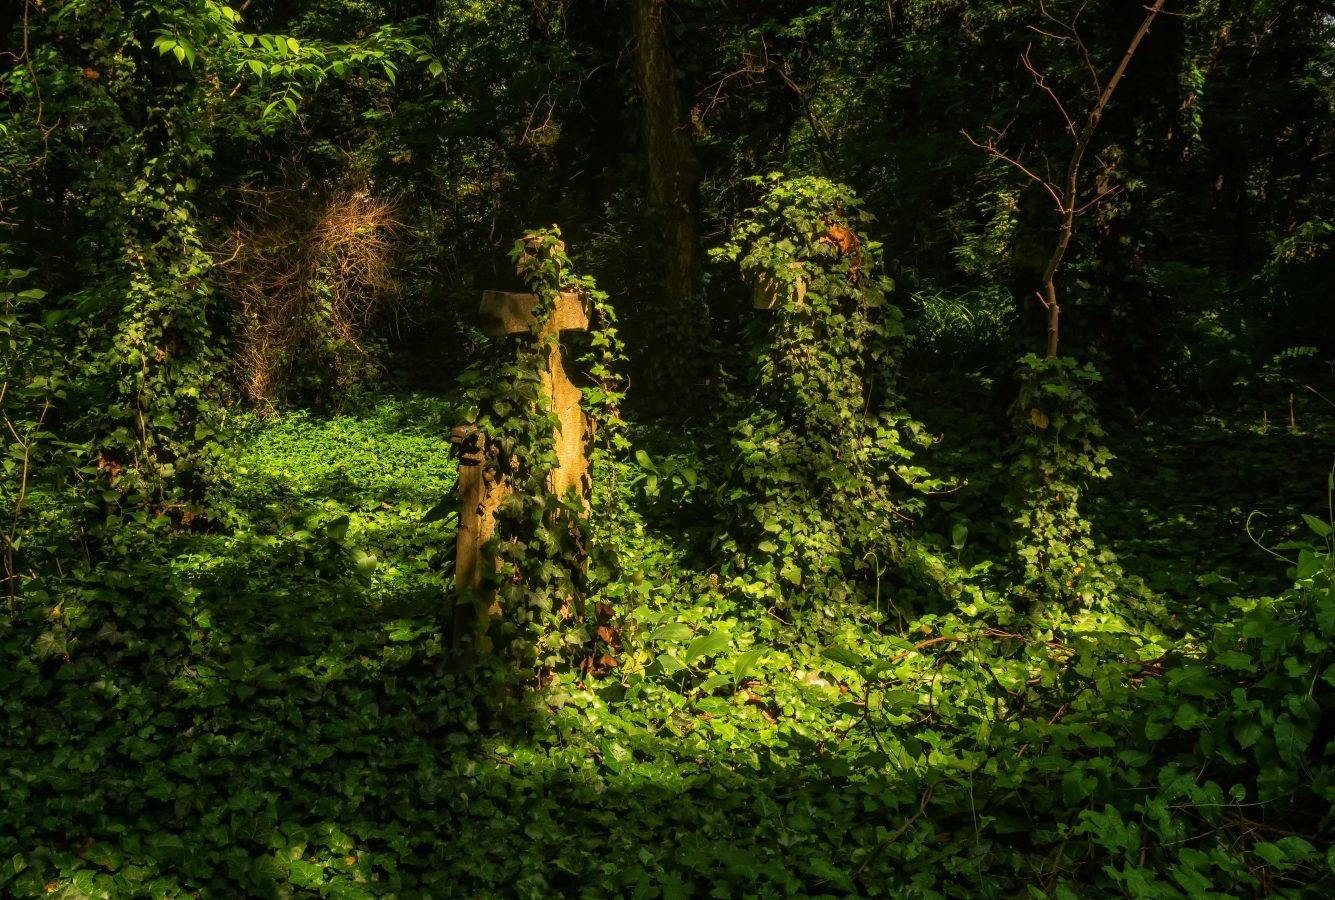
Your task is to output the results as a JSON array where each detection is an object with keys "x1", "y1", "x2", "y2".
[
  {"x1": 453, "y1": 227, "x2": 626, "y2": 672},
  {"x1": 713, "y1": 175, "x2": 940, "y2": 606},
  {"x1": 1005, "y1": 353, "x2": 1115, "y2": 603}
]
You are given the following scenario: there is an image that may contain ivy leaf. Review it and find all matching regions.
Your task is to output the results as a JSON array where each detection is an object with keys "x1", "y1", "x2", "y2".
[
  {"x1": 288, "y1": 858, "x2": 325, "y2": 888},
  {"x1": 421, "y1": 498, "x2": 456, "y2": 523},
  {"x1": 352, "y1": 548, "x2": 378, "y2": 576},
  {"x1": 325, "y1": 515, "x2": 350, "y2": 541},
  {"x1": 733, "y1": 646, "x2": 767, "y2": 686},
  {"x1": 656, "y1": 653, "x2": 686, "y2": 674},
  {"x1": 649, "y1": 623, "x2": 693, "y2": 644},
  {"x1": 1273, "y1": 715, "x2": 1305, "y2": 764},
  {"x1": 822, "y1": 646, "x2": 866, "y2": 670}
]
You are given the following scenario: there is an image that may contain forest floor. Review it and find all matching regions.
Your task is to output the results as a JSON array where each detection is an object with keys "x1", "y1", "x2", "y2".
[{"x1": 2, "y1": 388, "x2": 1333, "y2": 898}]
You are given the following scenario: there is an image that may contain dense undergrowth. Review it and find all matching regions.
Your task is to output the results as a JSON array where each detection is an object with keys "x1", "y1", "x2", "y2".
[
  {"x1": 2, "y1": 388, "x2": 1333, "y2": 899},
  {"x1": 4, "y1": 2, "x2": 1332, "y2": 896}
]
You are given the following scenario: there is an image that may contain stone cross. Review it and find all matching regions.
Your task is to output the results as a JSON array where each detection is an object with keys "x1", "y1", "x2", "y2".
[{"x1": 452, "y1": 241, "x2": 592, "y2": 640}]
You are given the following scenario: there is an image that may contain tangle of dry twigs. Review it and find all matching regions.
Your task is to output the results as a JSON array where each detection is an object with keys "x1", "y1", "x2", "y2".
[{"x1": 215, "y1": 185, "x2": 404, "y2": 409}]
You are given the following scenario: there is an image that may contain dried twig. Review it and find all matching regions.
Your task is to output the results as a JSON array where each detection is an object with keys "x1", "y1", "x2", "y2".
[
  {"x1": 854, "y1": 783, "x2": 935, "y2": 879},
  {"x1": 217, "y1": 186, "x2": 404, "y2": 407}
]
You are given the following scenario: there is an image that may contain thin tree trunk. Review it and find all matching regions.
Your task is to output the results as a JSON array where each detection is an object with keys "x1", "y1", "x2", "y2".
[{"x1": 1036, "y1": 0, "x2": 1168, "y2": 358}]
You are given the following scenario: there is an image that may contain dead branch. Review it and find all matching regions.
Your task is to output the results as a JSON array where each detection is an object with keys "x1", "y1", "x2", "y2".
[
  {"x1": 215, "y1": 186, "x2": 405, "y2": 408},
  {"x1": 960, "y1": 129, "x2": 1066, "y2": 211},
  {"x1": 854, "y1": 783, "x2": 935, "y2": 879},
  {"x1": 1021, "y1": 45, "x2": 1076, "y2": 137},
  {"x1": 968, "y1": 0, "x2": 1169, "y2": 358}
]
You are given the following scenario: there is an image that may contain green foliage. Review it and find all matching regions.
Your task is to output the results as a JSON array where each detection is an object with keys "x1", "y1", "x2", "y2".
[
  {"x1": 909, "y1": 286, "x2": 1016, "y2": 363},
  {"x1": 0, "y1": 258, "x2": 75, "y2": 599},
  {"x1": 712, "y1": 174, "x2": 940, "y2": 607},
  {"x1": 1006, "y1": 354, "x2": 1114, "y2": 602},
  {"x1": 3, "y1": 383, "x2": 1335, "y2": 898},
  {"x1": 2, "y1": 1, "x2": 1334, "y2": 896}
]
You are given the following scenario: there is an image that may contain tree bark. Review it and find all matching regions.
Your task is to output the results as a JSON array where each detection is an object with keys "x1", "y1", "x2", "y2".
[{"x1": 630, "y1": 0, "x2": 703, "y2": 332}]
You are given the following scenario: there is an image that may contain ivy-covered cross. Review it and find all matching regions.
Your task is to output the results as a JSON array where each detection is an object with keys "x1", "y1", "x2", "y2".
[{"x1": 450, "y1": 237, "x2": 593, "y2": 640}]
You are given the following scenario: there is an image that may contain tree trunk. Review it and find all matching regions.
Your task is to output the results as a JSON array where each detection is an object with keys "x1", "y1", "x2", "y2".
[{"x1": 630, "y1": 0, "x2": 702, "y2": 334}]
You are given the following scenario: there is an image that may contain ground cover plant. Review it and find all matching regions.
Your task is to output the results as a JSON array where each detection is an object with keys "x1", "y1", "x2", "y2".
[{"x1": 3, "y1": 0, "x2": 1334, "y2": 897}]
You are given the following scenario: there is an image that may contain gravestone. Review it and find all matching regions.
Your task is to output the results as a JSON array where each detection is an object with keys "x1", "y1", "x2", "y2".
[
  {"x1": 452, "y1": 241, "x2": 592, "y2": 640},
  {"x1": 754, "y1": 264, "x2": 807, "y2": 310}
]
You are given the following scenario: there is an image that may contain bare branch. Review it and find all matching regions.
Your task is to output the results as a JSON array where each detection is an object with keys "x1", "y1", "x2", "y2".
[
  {"x1": 961, "y1": 129, "x2": 1066, "y2": 211},
  {"x1": 1074, "y1": 184, "x2": 1124, "y2": 215},
  {"x1": 973, "y1": 0, "x2": 1169, "y2": 359},
  {"x1": 854, "y1": 784, "x2": 936, "y2": 879},
  {"x1": 1036, "y1": 0, "x2": 1072, "y2": 34},
  {"x1": 1026, "y1": 25, "x2": 1072, "y2": 43},
  {"x1": 1069, "y1": 1, "x2": 1103, "y2": 96},
  {"x1": 1020, "y1": 45, "x2": 1077, "y2": 137},
  {"x1": 1088, "y1": 0, "x2": 1168, "y2": 132}
]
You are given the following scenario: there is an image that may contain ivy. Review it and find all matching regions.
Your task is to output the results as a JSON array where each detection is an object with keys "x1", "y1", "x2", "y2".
[
  {"x1": 1005, "y1": 353, "x2": 1115, "y2": 603},
  {"x1": 453, "y1": 227, "x2": 627, "y2": 673},
  {"x1": 712, "y1": 174, "x2": 941, "y2": 607}
]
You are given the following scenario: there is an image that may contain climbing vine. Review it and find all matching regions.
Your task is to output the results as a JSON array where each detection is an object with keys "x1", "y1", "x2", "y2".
[
  {"x1": 1005, "y1": 354, "x2": 1115, "y2": 602},
  {"x1": 453, "y1": 227, "x2": 626, "y2": 673},
  {"x1": 713, "y1": 175, "x2": 939, "y2": 607}
]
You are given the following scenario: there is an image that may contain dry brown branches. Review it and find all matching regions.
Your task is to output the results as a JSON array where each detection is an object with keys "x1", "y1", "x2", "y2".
[
  {"x1": 215, "y1": 186, "x2": 404, "y2": 409},
  {"x1": 963, "y1": 0, "x2": 1169, "y2": 358}
]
